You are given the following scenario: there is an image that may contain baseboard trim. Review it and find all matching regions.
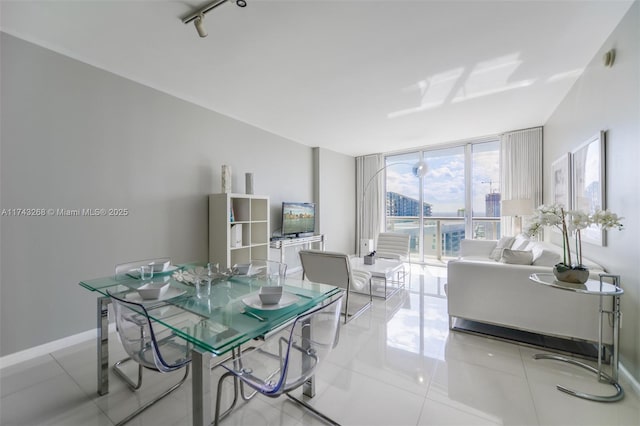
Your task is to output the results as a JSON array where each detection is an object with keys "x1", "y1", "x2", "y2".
[
  {"x1": 620, "y1": 362, "x2": 640, "y2": 396},
  {"x1": 0, "y1": 324, "x2": 115, "y2": 370}
]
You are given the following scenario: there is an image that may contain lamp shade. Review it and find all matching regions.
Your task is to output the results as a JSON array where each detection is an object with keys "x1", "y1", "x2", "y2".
[
  {"x1": 502, "y1": 199, "x2": 533, "y2": 216},
  {"x1": 412, "y1": 161, "x2": 428, "y2": 178}
]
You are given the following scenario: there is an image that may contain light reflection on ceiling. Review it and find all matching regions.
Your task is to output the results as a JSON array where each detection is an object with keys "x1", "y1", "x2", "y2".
[{"x1": 388, "y1": 53, "x2": 535, "y2": 119}]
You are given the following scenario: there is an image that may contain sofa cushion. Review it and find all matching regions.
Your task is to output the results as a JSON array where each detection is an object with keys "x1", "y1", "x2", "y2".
[
  {"x1": 459, "y1": 239, "x2": 497, "y2": 258},
  {"x1": 500, "y1": 248, "x2": 533, "y2": 265},
  {"x1": 529, "y1": 243, "x2": 562, "y2": 266},
  {"x1": 511, "y1": 234, "x2": 530, "y2": 250},
  {"x1": 489, "y1": 236, "x2": 515, "y2": 261}
]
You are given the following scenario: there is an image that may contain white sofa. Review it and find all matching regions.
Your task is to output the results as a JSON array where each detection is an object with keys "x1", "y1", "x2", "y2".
[{"x1": 446, "y1": 235, "x2": 613, "y2": 345}]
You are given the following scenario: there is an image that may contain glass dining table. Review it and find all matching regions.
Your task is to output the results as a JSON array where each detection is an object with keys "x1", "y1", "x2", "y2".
[{"x1": 79, "y1": 264, "x2": 342, "y2": 426}]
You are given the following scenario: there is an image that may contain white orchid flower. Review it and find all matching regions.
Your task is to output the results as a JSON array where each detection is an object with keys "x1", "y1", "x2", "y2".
[
  {"x1": 567, "y1": 210, "x2": 591, "y2": 232},
  {"x1": 592, "y1": 209, "x2": 624, "y2": 230}
]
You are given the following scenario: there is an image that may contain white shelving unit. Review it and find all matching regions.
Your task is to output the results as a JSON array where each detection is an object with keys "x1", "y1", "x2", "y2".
[{"x1": 209, "y1": 193, "x2": 270, "y2": 269}]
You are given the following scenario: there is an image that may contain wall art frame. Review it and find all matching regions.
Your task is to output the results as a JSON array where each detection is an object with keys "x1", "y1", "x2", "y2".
[
  {"x1": 551, "y1": 153, "x2": 572, "y2": 210},
  {"x1": 572, "y1": 131, "x2": 606, "y2": 246}
]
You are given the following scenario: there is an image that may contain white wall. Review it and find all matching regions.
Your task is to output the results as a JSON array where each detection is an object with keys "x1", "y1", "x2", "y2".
[
  {"x1": 314, "y1": 147, "x2": 357, "y2": 254},
  {"x1": 0, "y1": 33, "x2": 355, "y2": 355},
  {"x1": 543, "y1": 2, "x2": 639, "y2": 381}
]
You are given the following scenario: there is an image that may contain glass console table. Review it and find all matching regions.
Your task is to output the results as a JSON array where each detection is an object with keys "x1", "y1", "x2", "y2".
[{"x1": 529, "y1": 272, "x2": 624, "y2": 402}]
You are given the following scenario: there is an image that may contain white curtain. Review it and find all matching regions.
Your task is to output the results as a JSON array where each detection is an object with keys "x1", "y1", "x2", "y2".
[
  {"x1": 356, "y1": 154, "x2": 384, "y2": 255},
  {"x1": 500, "y1": 127, "x2": 543, "y2": 236}
]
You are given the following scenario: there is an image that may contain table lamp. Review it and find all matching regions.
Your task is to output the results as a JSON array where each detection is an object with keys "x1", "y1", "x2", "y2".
[{"x1": 502, "y1": 198, "x2": 533, "y2": 235}]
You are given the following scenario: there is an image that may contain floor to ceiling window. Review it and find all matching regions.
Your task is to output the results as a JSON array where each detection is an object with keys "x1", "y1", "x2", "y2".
[
  {"x1": 385, "y1": 139, "x2": 500, "y2": 263},
  {"x1": 385, "y1": 152, "x2": 423, "y2": 258},
  {"x1": 470, "y1": 141, "x2": 501, "y2": 241}
]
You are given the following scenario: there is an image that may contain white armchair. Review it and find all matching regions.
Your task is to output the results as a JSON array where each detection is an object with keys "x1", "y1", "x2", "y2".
[
  {"x1": 375, "y1": 232, "x2": 410, "y2": 260},
  {"x1": 375, "y1": 232, "x2": 410, "y2": 292}
]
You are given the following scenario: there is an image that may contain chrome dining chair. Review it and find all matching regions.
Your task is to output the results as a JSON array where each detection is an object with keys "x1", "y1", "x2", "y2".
[
  {"x1": 214, "y1": 295, "x2": 344, "y2": 426},
  {"x1": 107, "y1": 290, "x2": 192, "y2": 426},
  {"x1": 299, "y1": 250, "x2": 371, "y2": 324}
]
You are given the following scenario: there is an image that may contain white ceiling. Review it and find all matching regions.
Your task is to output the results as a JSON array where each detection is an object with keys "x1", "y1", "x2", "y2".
[{"x1": 1, "y1": 0, "x2": 634, "y2": 156}]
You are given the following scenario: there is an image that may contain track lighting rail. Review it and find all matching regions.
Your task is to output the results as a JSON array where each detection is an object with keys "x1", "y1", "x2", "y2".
[{"x1": 182, "y1": 0, "x2": 247, "y2": 38}]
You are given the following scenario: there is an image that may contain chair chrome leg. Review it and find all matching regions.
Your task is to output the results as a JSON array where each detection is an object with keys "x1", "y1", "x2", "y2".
[
  {"x1": 285, "y1": 393, "x2": 341, "y2": 426},
  {"x1": 113, "y1": 357, "x2": 143, "y2": 390},
  {"x1": 214, "y1": 371, "x2": 240, "y2": 426},
  {"x1": 341, "y1": 285, "x2": 372, "y2": 324},
  {"x1": 115, "y1": 364, "x2": 190, "y2": 426},
  {"x1": 213, "y1": 345, "x2": 263, "y2": 425}
]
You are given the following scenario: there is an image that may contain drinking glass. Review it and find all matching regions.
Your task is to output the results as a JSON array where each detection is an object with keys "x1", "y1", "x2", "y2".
[
  {"x1": 140, "y1": 265, "x2": 154, "y2": 280},
  {"x1": 207, "y1": 262, "x2": 219, "y2": 277},
  {"x1": 269, "y1": 262, "x2": 287, "y2": 286},
  {"x1": 196, "y1": 275, "x2": 211, "y2": 300}
]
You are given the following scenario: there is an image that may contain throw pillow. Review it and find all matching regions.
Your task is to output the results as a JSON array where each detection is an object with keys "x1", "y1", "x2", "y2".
[
  {"x1": 532, "y1": 249, "x2": 561, "y2": 266},
  {"x1": 489, "y1": 236, "x2": 516, "y2": 261},
  {"x1": 500, "y1": 248, "x2": 534, "y2": 265},
  {"x1": 511, "y1": 234, "x2": 530, "y2": 251}
]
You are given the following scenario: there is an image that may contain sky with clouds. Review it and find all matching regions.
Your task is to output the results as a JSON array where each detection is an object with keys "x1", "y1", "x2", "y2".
[{"x1": 386, "y1": 142, "x2": 500, "y2": 216}]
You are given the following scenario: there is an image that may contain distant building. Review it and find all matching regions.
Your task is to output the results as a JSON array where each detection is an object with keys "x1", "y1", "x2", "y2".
[
  {"x1": 387, "y1": 192, "x2": 432, "y2": 217},
  {"x1": 485, "y1": 192, "x2": 501, "y2": 217}
]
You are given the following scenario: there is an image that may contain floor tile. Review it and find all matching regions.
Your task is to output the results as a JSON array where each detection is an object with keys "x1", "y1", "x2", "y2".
[
  {"x1": 520, "y1": 347, "x2": 640, "y2": 426},
  {"x1": 417, "y1": 398, "x2": 502, "y2": 426},
  {"x1": 0, "y1": 368, "x2": 110, "y2": 426},
  {"x1": 0, "y1": 354, "x2": 67, "y2": 398},
  {"x1": 295, "y1": 362, "x2": 426, "y2": 426},
  {"x1": 444, "y1": 330, "x2": 527, "y2": 377},
  {"x1": 427, "y1": 358, "x2": 539, "y2": 426}
]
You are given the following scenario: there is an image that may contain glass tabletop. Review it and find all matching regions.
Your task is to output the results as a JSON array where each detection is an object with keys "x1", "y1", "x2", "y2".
[
  {"x1": 529, "y1": 273, "x2": 623, "y2": 296},
  {"x1": 80, "y1": 266, "x2": 342, "y2": 355}
]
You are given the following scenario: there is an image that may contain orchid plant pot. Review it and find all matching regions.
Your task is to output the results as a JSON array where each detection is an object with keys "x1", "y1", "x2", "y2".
[
  {"x1": 553, "y1": 263, "x2": 589, "y2": 284},
  {"x1": 527, "y1": 204, "x2": 624, "y2": 286}
]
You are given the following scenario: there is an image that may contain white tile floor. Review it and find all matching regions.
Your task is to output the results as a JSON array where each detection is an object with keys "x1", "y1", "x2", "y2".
[{"x1": 1, "y1": 264, "x2": 639, "y2": 426}]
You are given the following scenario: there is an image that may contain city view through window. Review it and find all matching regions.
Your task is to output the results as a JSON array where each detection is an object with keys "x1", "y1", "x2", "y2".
[{"x1": 385, "y1": 141, "x2": 501, "y2": 262}]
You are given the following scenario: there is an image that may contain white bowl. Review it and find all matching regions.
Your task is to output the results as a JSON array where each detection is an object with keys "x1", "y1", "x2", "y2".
[
  {"x1": 233, "y1": 263, "x2": 251, "y2": 275},
  {"x1": 259, "y1": 286, "x2": 283, "y2": 305},
  {"x1": 149, "y1": 260, "x2": 170, "y2": 273},
  {"x1": 137, "y1": 281, "x2": 170, "y2": 300}
]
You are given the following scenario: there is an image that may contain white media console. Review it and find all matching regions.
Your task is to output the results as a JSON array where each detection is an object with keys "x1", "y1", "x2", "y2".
[{"x1": 269, "y1": 234, "x2": 326, "y2": 265}]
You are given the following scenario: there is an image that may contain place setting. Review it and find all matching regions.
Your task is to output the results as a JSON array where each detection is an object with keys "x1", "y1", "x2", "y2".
[
  {"x1": 124, "y1": 275, "x2": 187, "y2": 304},
  {"x1": 241, "y1": 285, "x2": 300, "y2": 311}
]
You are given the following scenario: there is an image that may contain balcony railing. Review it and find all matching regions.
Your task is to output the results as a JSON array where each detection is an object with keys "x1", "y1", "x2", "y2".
[{"x1": 386, "y1": 216, "x2": 502, "y2": 262}]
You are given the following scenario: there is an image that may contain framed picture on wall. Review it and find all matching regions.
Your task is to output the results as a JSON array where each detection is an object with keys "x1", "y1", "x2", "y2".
[
  {"x1": 551, "y1": 153, "x2": 571, "y2": 210},
  {"x1": 572, "y1": 131, "x2": 606, "y2": 246}
]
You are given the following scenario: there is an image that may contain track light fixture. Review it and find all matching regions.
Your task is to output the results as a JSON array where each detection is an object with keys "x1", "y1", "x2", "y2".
[
  {"x1": 194, "y1": 14, "x2": 207, "y2": 38},
  {"x1": 182, "y1": 0, "x2": 247, "y2": 38}
]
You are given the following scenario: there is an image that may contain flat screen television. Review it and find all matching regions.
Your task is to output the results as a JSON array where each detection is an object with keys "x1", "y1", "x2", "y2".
[{"x1": 281, "y1": 202, "x2": 316, "y2": 237}]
